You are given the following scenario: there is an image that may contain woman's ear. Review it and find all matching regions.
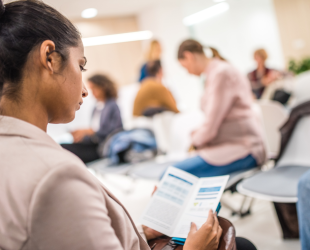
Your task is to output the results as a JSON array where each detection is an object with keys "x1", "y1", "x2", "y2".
[{"x1": 39, "y1": 40, "x2": 57, "y2": 74}]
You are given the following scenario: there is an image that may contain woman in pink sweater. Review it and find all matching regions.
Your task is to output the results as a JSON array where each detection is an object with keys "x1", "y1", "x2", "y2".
[{"x1": 174, "y1": 39, "x2": 266, "y2": 177}]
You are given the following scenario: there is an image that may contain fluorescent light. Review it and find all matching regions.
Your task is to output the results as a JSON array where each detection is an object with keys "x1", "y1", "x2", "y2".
[
  {"x1": 81, "y1": 8, "x2": 98, "y2": 19},
  {"x1": 183, "y1": 2, "x2": 230, "y2": 26},
  {"x1": 82, "y1": 31, "x2": 153, "y2": 47},
  {"x1": 213, "y1": 0, "x2": 226, "y2": 2}
]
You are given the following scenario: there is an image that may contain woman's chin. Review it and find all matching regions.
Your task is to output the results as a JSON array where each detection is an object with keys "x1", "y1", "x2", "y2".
[{"x1": 49, "y1": 112, "x2": 76, "y2": 124}]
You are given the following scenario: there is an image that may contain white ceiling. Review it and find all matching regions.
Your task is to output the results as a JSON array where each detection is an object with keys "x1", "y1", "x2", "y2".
[{"x1": 43, "y1": 0, "x2": 169, "y2": 19}]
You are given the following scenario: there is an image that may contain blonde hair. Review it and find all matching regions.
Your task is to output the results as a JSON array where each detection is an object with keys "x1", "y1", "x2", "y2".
[
  {"x1": 146, "y1": 40, "x2": 161, "y2": 61},
  {"x1": 254, "y1": 49, "x2": 268, "y2": 61}
]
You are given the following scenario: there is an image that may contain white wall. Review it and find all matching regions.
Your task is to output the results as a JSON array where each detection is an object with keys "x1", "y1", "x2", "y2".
[{"x1": 191, "y1": 0, "x2": 285, "y2": 73}]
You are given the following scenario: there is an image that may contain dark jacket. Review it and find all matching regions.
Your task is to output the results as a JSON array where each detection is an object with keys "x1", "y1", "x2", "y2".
[
  {"x1": 83, "y1": 99, "x2": 123, "y2": 144},
  {"x1": 277, "y1": 100, "x2": 310, "y2": 161}
]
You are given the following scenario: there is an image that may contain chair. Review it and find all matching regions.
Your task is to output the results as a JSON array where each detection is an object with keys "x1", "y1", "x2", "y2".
[
  {"x1": 256, "y1": 100, "x2": 288, "y2": 158},
  {"x1": 237, "y1": 116, "x2": 310, "y2": 236}
]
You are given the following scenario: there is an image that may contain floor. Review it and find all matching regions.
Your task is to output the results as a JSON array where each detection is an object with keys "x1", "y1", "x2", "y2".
[{"x1": 90, "y1": 171, "x2": 300, "y2": 250}]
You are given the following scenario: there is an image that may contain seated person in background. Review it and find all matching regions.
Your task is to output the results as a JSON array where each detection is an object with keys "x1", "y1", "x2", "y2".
[
  {"x1": 170, "y1": 39, "x2": 266, "y2": 177},
  {"x1": 248, "y1": 48, "x2": 281, "y2": 99},
  {"x1": 139, "y1": 40, "x2": 162, "y2": 83},
  {"x1": 297, "y1": 170, "x2": 310, "y2": 250},
  {"x1": 62, "y1": 74, "x2": 123, "y2": 163},
  {"x1": 133, "y1": 60, "x2": 179, "y2": 117}
]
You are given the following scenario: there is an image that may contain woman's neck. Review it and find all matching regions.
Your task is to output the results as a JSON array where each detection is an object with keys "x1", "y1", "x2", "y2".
[
  {"x1": 0, "y1": 96, "x2": 49, "y2": 132},
  {"x1": 257, "y1": 63, "x2": 266, "y2": 73}
]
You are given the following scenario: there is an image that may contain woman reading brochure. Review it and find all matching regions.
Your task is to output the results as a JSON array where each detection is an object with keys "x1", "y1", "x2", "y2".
[{"x1": 0, "y1": 1, "x2": 255, "y2": 249}]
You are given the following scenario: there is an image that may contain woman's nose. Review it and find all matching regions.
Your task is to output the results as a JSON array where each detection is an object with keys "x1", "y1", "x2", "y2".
[{"x1": 82, "y1": 83, "x2": 88, "y2": 98}]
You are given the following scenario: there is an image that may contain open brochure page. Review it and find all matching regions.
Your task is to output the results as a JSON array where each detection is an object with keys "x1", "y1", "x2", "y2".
[
  {"x1": 172, "y1": 175, "x2": 229, "y2": 238},
  {"x1": 140, "y1": 167, "x2": 199, "y2": 236}
]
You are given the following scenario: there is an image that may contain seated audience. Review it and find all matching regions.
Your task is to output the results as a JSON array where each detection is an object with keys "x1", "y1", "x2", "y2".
[
  {"x1": 61, "y1": 74, "x2": 123, "y2": 163},
  {"x1": 248, "y1": 48, "x2": 281, "y2": 99},
  {"x1": 139, "y1": 40, "x2": 162, "y2": 83},
  {"x1": 133, "y1": 60, "x2": 179, "y2": 117},
  {"x1": 170, "y1": 39, "x2": 266, "y2": 177},
  {"x1": 297, "y1": 170, "x2": 310, "y2": 250}
]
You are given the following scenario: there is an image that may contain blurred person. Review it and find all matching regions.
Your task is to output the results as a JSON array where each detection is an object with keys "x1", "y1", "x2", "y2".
[
  {"x1": 61, "y1": 74, "x2": 123, "y2": 163},
  {"x1": 248, "y1": 48, "x2": 281, "y2": 99},
  {"x1": 139, "y1": 40, "x2": 162, "y2": 82},
  {"x1": 0, "y1": 1, "x2": 223, "y2": 250},
  {"x1": 169, "y1": 39, "x2": 266, "y2": 177},
  {"x1": 133, "y1": 60, "x2": 179, "y2": 117},
  {"x1": 209, "y1": 47, "x2": 226, "y2": 61},
  {"x1": 297, "y1": 170, "x2": 310, "y2": 250}
]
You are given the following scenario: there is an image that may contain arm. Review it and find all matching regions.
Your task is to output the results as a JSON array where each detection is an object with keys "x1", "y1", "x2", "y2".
[
  {"x1": 192, "y1": 70, "x2": 236, "y2": 148},
  {"x1": 159, "y1": 85, "x2": 179, "y2": 113},
  {"x1": 28, "y1": 165, "x2": 125, "y2": 250}
]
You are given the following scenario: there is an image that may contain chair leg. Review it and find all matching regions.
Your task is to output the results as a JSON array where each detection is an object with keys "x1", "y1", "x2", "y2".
[{"x1": 221, "y1": 195, "x2": 254, "y2": 217}]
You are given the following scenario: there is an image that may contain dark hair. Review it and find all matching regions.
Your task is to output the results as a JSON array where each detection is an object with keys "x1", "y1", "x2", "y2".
[
  {"x1": 177, "y1": 39, "x2": 226, "y2": 61},
  {"x1": 88, "y1": 74, "x2": 118, "y2": 99},
  {"x1": 178, "y1": 39, "x2": 204, "y2": 59},
  {"x1": 146, "y1": 60, "x2": 162, "y2": 77},
  {"x1": 0, "y1": 0, "x2": 81, "y2": 99}
]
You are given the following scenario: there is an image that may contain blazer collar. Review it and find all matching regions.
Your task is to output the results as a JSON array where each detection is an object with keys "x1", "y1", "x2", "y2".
[{"x1": 0, "y1": 115, "x2": 62, "y2": 149}]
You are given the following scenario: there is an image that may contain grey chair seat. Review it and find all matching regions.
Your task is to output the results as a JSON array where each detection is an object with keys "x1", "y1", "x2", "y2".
[
  {"x1": 237, "y1": 165, "x2": 310, "y2": 203},
  {"x1": 225, "y1": 167, "x2": 259, "y2": 190},
  {"x1": 129, "y1": 160, "x2": 178, "y2": 179}
]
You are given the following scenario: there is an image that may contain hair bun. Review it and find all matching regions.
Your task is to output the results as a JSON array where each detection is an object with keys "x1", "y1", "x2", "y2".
[{"x1": 0, "y1": 0, "x2": 5, "y2": 17}]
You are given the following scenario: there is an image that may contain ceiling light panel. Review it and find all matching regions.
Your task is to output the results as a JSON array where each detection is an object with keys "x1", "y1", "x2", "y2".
[
  {"x1": 183, "y1": 2, "x2": 230, "y2": 26},
  {"x1": 82, "y1": 31, "x2": 153, "y2": 47},
  {"x1": 81, "y1": 8, "x2": 98, "y2": 19}
]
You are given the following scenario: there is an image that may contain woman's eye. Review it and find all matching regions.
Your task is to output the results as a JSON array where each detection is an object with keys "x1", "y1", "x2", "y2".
[{"x1": 80, "y1": 65, "x2": 87, "y2": 72}]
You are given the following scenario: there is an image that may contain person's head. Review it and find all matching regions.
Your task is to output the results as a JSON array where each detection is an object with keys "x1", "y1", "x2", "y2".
[
  {"x1": 254, "y1": 49, "x2": 268, "y2": 67},
  {"x1": 0, "y1": 0, "x2": 88, "y2": 124},
  {"x1": 146, "y1": 40, "x2": 162, "y2": 61},
  {"x1": 87, "y1": 74, "x2": 117, "y2": 102},
  {"x1": 146, "y1": 60, "x2": 163, "y2": 81},
  {"x1": 177, "y1": 39, "x2": 208, "y2": 76},
  {"x1": 178, "y1": 39, "x2": 226, "y2": 76}
]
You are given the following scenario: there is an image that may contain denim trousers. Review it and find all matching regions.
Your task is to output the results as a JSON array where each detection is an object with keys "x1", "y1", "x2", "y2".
[
  {"x1": 172, "y1": 154, "x2": 257, "y2": 178},
  {"x1": 297, "y1": 170, "x2": 310, "y2": 250}
]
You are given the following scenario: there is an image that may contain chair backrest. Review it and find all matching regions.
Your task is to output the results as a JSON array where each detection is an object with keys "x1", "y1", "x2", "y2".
[
  {"x1": 291, "y1": 70, "x2": 310, "y2": 106},
  {"x1": 277, "y1": 115, "x2": 310, "y2": 168},
  {"x1": 256, "y1": 100, "x2": 288, "y2": 158}
]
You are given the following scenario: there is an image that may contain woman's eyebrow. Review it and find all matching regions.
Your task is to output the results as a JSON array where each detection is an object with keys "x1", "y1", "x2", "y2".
[{"x1": 83, "y1": 57, "x2": 87, "y2": 66}]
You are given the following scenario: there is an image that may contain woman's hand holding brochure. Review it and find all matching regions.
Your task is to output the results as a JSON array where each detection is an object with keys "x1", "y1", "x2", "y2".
[{"x1": 184, "y1": 210, "x2": 222, "y2": 250}]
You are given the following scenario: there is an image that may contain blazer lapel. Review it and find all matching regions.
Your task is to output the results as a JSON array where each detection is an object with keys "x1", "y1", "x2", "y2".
[{"x1": 99, "y1": 185, "x2": 150, "y2": 248}]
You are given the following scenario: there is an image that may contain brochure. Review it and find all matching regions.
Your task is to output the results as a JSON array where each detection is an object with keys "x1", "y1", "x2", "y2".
[{"x1": 140, "y1": 166, "x2": 229, "y2": 238}]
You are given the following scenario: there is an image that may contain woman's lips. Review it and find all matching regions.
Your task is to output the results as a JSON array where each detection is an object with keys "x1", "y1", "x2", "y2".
[{"x1": 77, "y1": 102, "x2": 83, "y2": 110}]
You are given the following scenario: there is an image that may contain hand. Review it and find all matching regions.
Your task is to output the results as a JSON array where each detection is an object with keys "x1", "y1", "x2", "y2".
[
  {"x1": 184, "y1": 210, "x2": 222, "y2": 250},
  {"x1": 71, "y1": 129, "x2": 94, "y2": 143},
  {"x1": 142, "y1": 225, "x2": 164, "y2": 241}
]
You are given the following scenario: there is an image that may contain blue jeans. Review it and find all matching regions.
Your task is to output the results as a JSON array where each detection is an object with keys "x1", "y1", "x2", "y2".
[
  {"x1": 297, "y1": 170, "x2": 310, "y2": 250},
  {"x1": 172, "y1": 154, "x2": 257, "y2": 178}
]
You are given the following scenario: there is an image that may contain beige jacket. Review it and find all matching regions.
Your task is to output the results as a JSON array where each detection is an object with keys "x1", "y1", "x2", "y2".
[
  {"x1": 0, "y1": 115, "x2": 149, "y2": 250},
  {"x1": 192, "y1": 59, "x2": 266, "y2": 166}
]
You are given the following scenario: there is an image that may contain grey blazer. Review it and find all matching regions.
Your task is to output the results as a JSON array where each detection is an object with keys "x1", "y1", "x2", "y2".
[
  {"x1": 0, "y1": 116, "x2": 149, "y2": 250},
  {"x1": 83, "y1": 99, "x2": 123, "y2": 144}
]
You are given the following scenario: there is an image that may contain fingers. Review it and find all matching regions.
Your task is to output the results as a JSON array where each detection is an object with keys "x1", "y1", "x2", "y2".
[
  {"x1": 205, "y1": 209, "x2": 215, "y2": 227},
  {"x1": 212, "y1": 213, "x2": 219, "y2": 232},
  {"x1": 152, "y1": 186, "x2": 158, "y2": 196},
  {"x1": 189, "y1": 222, "x2": 197, "y2": 234}
]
